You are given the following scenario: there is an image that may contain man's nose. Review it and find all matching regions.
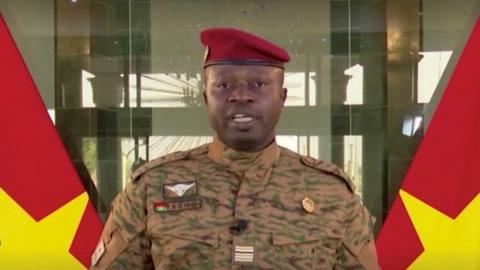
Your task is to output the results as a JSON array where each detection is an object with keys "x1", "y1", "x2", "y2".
[{"x1": 228, "y1": 83, "x2": 255, "y2": 103}]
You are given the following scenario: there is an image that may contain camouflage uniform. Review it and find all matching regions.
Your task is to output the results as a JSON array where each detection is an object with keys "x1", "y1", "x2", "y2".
[{"x1": 90, "y1": 137, "x2": 377, "y2": 270}]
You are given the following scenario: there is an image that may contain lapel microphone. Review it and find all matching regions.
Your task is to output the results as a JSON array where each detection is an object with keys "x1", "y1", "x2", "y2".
[{"x1": 230, "y1": 219, "x2": 249, "y2": 235}]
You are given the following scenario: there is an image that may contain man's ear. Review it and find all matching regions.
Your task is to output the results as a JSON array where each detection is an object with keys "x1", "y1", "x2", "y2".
[
  {"x1": 203, "y1": 91, "x2": 208, "y2": 105},
  {"x1": 202, "y1": 70, "x2": 209, "y2": 105},
  {"x1": 281, "y1": 87, "x2": 288, "y2": 104}
]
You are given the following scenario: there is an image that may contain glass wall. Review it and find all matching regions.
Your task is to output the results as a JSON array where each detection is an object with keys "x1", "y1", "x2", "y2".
[{"x1": 1, "y1": 0, "x2": 479, "y2": 232}]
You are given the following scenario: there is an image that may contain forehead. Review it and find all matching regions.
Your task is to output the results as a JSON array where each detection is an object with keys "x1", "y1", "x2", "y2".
[{"x1": 205, "y1": 65, "x2": 283, "y2": 79}]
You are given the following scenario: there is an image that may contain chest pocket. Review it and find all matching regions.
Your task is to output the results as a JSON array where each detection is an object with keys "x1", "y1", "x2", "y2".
[
  {"x1": 151, "y1": 230, "x2": 218, "y2": 270},
  {"x1": 272, "y1": 227, "x2": 342, "y2": 270}
]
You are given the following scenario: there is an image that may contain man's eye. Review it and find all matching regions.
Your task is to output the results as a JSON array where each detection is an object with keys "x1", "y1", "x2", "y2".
[
  {"x1": 252, "y1": 81, "x2": 267, "y2": 88},
  {"x1": 217, "y1": 82, "x2": 230, "y2": 88}
]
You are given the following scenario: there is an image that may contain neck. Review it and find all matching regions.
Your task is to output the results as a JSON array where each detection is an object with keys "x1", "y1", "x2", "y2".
[{"x1": 219, "y1": 137, "x2": 275, "y2": 152}]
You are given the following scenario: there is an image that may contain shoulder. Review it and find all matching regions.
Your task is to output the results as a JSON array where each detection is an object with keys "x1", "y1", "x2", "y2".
[
  {"x1": 278, "y1": 146, "x2": 355, "y2": 193},
  {"x1": 129, "y1": 143, "x2": 209, "y2": 182}
]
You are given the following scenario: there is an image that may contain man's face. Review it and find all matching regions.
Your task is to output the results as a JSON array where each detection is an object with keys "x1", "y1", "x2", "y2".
[{"x1": 203, "y1": 65, "x2": 287, "y2": 152}]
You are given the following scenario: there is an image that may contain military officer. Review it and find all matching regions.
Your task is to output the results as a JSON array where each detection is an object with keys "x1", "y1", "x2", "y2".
[{"x1": 90, "y1": 27, "x2": 379, "y2": 270}]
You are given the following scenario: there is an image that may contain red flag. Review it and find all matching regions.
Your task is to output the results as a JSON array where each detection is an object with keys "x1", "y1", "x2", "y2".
[
  {"x1": 376, "y1": 18, "x2": 480, "y2": 269},
  {"x1": 0, "y1": 15, "x2": 102, "y2": 268}
]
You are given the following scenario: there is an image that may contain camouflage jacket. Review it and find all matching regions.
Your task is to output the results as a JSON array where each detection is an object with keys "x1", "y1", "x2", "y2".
[{"x1": 90, "y1": 137, "x2": 378, "y2": 270}]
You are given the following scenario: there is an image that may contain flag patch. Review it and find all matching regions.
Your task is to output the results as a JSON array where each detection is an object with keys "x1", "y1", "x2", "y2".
[
  {"x1": 154, "y1": 201, "x2": 168, "y2": 212},
  {"x1": 91, "y1": 240, "x2": 105, "y2": 266}
]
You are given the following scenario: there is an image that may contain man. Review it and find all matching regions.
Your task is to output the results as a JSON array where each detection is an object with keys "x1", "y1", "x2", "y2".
[{"x1": 90, "y1": 28, "x2": 379, "y2": 270}]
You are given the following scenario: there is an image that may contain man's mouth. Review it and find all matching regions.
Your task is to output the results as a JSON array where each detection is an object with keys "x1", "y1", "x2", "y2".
[{"x1": 232, "y1": 114, "x2": 253, "y2": 123}]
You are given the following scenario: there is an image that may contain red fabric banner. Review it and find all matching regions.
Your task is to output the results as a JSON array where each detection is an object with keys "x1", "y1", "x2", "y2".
[
  {"x1": 377, "y1": 18, "x2": 480, "y2": 269},
  {"x1": 0, "y1": 15, "x2": 102, "y2": 268}
]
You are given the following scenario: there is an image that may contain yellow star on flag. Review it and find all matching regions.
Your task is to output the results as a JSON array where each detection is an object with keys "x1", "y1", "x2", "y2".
[
  {"x1": 400, "y1": 189, "x2": 480, "y2": 269},
  {"x1": 0, "y1": 187, "x2": 88, "y2": 269}
]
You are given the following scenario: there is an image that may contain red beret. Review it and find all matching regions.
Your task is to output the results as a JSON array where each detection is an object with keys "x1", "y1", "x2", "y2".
[{"x1": 200, "y1": 27, "x2": 290, "y2": 69}]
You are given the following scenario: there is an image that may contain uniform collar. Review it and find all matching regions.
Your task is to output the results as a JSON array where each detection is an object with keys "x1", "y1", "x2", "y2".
[{"x1": 207, "y1": 136, "x2": 280, "y2": 172}]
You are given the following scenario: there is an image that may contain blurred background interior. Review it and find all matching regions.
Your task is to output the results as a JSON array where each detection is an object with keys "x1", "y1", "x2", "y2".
[{"x1": 1, "y1": 0, "x2": 478, "y2": 233}]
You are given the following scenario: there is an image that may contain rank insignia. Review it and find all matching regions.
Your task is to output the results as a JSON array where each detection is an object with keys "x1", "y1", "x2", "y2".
[
  {"x1": 233, "y1": 245, "x2": 254, "y2": 263},
  {"x1": 163, "y1": 181, "x2": 197, "y2": 199},
  {"x1": 302, "y1": 196, "x2": 315, "y2": 213}
]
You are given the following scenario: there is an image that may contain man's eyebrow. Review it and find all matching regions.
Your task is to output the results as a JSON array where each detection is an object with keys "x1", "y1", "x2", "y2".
[{"x1": 210, "y1": 74, "x2": 235, "y2": 82}]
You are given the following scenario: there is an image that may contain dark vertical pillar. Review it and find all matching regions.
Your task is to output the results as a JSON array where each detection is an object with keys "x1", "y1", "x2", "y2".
[
  {"x1": 330, "y1": 0, "x2": 351, "y2": 173},
  {"x1": 358, "y1": 0, "x2": 388, "y2": 232},
  {"x1": 89, "y1": 0, "x2": 126, "y2": 212},
  {"x1": 385, "y1": 0, "x2": 422, "y2": 216}
]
